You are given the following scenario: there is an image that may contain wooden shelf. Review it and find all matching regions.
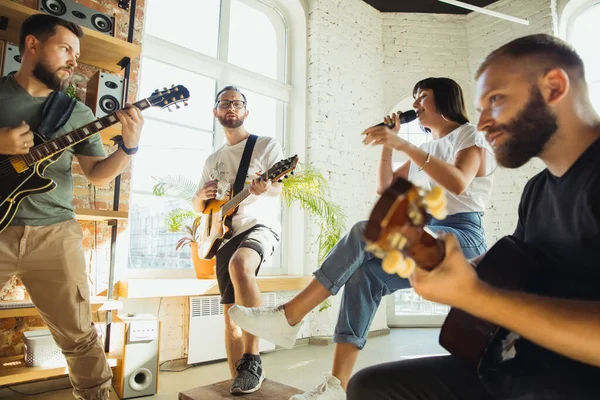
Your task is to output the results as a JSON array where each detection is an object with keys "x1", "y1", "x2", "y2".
[
  {"x1": 75, "y1": 209, "x2": 129, "y2": 222},
  {"x1": 0, "y1": 297, "x2": 122, "y2": 318},
  {"x1": 0, "y1": 353, "x2": 118, "y2": 386},
  {"x1": 0, "y1": 1, "x2": 141, "y2": 73},
  {"x1": 115, "y1": 276, "x2": 313, "y2": 298}
]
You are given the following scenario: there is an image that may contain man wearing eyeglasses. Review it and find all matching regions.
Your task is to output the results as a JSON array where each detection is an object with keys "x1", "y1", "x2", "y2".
[{"x1": 192, "y1": 86, "x2": 284, "y2": 394}]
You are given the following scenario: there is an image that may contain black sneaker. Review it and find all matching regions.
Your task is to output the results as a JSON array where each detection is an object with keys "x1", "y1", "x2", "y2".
[{"x1": 231, "y1": 354, "x2": 265, "y2": 395}]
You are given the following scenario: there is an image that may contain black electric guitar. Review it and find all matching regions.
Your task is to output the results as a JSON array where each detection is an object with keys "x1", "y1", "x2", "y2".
[
  {"x1": 364, "y1": 177, "x2": 543, "y2": 373},
  {"x1": 0, "y1": 85, "x2": 190, "y2": 233},
  {"x1": 197, "y1": 155, "x2": 298, "y2": 259}
]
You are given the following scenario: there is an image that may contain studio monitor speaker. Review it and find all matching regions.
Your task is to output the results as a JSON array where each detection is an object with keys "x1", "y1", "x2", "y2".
[
  {"x1": 112, "y1": 314, "x2": 160, "y2": 399},
  {"x1": 86, "y1": 71, "x2": 126, "y2": 118},
  {"x1": 1, "y1": 42, "x2": 21, "y2": 77},
  {"x1": 37, "y1": 0, "x2": 115, "y2": 36}
]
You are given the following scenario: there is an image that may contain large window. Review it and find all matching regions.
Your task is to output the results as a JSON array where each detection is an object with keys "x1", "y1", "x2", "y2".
[
  {"x1": 385, "y1": 97, "x2": 449, "y2": 327},
  {"x1": 127, "y1": 0, "x2": 295, "y2": 277},
  {"x1": 565, "y1": 1, "x2": 600, "y2": 113}
]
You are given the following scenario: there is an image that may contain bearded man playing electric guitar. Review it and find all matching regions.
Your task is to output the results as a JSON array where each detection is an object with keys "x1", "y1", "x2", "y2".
[
  {"x1": 0, "y1": 15, "x2": 144, "y2": 400},
  {"x1": 192, "y1": 85, "x2": 284, "y2": 395}
]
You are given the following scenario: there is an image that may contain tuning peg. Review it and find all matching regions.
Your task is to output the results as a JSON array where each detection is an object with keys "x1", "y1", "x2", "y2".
[
  {"x1": 284, "y1": 175, "x2": 288, "y2": 179},
  {"x1": 290, "y1": 171, "x2": 294, "y2": 175},
  {"x1": 172, "y1": 97, "x2": 176, "y2": 102},
  {"x1": 171, "y1": 84, "x2": 175, "y2": 88},
  {"x1": 278, "y1": 179, "x2": 282, "y2": 183},
  {"x1": 163, "y1": 87, "x2": 167, "y2": 91},
  {"x1": 167, "y1": 106, "x2": 172, "y2": 112},
  {"x1": 183, "y1": 102, "x2": 188, "y2": 107},
  {"x1": 152, "y1": 89, "x2": 159, "y2": 94},
  {"x1": 175, "y1": 104, "x2": 180, "y2": 109}
]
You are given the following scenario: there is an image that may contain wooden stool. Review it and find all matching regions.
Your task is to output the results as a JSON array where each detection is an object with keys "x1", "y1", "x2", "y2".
[{"x1": 179, "y1": 379, "x2": 303, "y2": 399}]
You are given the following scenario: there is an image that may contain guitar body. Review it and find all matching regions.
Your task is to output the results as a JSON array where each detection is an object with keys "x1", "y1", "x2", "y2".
[
  {"x1": 0, "y1": 133, "x2": 58, "y2": 232},
  {"x1": 439, "y1": 236, "x2": 541, "y2": 371},
  {"x1": 364, "y1": 177, "x2": 545, "y2": 373},
  {"x1": 197, "y1": 197, "x2": 233, "y2": 259}
]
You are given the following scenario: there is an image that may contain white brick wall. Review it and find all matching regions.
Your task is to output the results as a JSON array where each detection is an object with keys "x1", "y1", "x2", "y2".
[
  {"x1": 465, "y1": 0, "x2": 554, "y2": 244},
  {"x1": 305, "y1": 0, "x2": 386, "y2": 270}
]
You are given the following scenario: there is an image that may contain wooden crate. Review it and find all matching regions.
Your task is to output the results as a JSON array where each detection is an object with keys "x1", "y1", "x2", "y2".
[{"x1": 179, "y1": 379, "x2": 303, "y2": 400}]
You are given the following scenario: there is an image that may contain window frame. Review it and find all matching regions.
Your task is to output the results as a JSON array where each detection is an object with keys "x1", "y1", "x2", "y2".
[{"x1": 126, "y1": 0, "x2": 308, "y2": 279}]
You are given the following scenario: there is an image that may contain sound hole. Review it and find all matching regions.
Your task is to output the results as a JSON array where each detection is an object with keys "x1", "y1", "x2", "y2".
[
  {"x1": 91, "y1": 14, "x2": 113, "y2": 33},
  {"x1": 71, "y1": 10, "x2": 87, "y2": 19},
  {"x1": 99, "y1": 95, "x2": 120, "y2": 114},
  {"x1": 134, "y1": 373, "x2": 146, "y2": 384},
  {"x1": 41, "y1": 0, "x2": 67, "y2": 16}
]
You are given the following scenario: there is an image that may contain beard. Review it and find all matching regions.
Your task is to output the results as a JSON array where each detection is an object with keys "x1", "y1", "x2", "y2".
[
  {"x1": 218, "y1": 114, "x2": 244, "y2": 129},
  {"x1": 32, "y1": 60, "x2": 70, "y2": 91},
  {"x1": 492, "y1": 85, "x2": 558, "y2": 168}
]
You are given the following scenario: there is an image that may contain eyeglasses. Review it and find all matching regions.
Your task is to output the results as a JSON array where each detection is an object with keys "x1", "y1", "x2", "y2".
[{"x1": 215, "y1": 100, "x2": 246, "y2": 109}]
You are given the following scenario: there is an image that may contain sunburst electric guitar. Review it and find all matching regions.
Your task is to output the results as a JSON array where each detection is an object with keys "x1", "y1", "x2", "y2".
[
  {"x1": 198, "y1": 155, "x2": 299, "y2": 259},
  {"x1": 0, "y1": 85, "x2": 190, "y2": 233}
]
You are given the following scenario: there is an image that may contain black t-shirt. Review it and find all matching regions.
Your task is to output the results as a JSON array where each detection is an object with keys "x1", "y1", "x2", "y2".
[{"x1": 490, "y1": 137, "x2": 600, "y2": 397}]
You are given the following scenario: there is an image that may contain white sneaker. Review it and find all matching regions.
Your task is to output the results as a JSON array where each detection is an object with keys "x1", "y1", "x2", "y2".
[
  {"x1": 228, "y1": 304, "x2": 300, "y2": 349},
  {"x1": 290, "y1": 373, "x2": 346, "y2": 400}
]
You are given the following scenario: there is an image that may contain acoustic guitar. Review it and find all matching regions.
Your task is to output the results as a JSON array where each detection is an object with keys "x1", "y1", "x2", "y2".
[
  {"x1": 364, "y1": 177, "x2": 543, "y2": 372},
  {"x1": 197, "y1": 155, "x2": 298, "y2": 259}
]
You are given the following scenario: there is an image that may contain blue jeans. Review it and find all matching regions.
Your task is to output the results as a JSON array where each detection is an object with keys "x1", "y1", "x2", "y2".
[{"x1": 313, "y1": 212, "x2": 486, "y2": 350}]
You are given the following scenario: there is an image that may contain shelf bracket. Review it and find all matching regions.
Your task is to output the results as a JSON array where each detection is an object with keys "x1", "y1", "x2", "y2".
[
  {"x1": 0, "y1": 17, "x2": 8, "y2": 31},
  {"x1": 118, "y1": 0, "x2": 130, "y2": 11},
  {"x1": 117, "y1": 56, "x2": 131, "y2": 70}
]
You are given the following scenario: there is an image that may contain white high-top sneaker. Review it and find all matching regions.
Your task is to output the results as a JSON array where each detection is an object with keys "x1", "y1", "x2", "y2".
[
  {"x1": 290, "y1": 373, "x2": 346, "y2": 400},
  {"x1": 228, "y1": 304, "x2": 301, "y2": 349}
]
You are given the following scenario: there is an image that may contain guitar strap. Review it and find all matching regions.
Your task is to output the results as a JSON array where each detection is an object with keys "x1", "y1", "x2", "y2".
[
  {"x1": 38, "y1": 91, "x2": 77, "y2": 139},
  {"x1": 232, "y1": 134, "x2": 258, "y2": 197}
]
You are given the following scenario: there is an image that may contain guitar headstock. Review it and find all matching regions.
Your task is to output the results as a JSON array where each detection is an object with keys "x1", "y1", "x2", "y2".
[
  {"x1": 148, "y1": 85, "x2": 190, "y2": 111},
  {"x1": 363, "y1": 177, "x2": 448, "y2": 278},
  {"x1": 264, "y1": 155, "x2": 299, "y2": 183}
]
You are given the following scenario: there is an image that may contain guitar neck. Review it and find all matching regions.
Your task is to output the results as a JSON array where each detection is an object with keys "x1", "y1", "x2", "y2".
[
  {"x1": 23, "y1": 98, "x2": 153, "y2": 164},
  {"x1": 222, "y1": 174, "x2": 268, "y2": 216}
]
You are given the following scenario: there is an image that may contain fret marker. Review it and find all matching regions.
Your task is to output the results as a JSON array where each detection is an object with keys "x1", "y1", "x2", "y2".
[
  {"x1": 108, "y1": 115, "x2": 117, "y2": 123},
  {"x1": 94, "y1": 122, "x2": 103, "y2": 130},
  {"x1": 83, "y1": 127, "x2": 90, "y2": 135},
  {"x1": 66, "y1": 136, "x2": 73, "y2": 143},
  {"x1": 50, "y1": 142, "x2": 58, "y2": 151}
]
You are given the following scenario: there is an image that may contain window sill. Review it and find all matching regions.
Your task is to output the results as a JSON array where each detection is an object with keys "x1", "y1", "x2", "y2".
[{"x1": 112, "y1": 276, "x2": 312, "y2": 298}]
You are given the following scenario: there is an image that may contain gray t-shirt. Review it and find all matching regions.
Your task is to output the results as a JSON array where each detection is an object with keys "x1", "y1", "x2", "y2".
[{"x1": 0, "y1": 76, "x2": 106, "y2": 226}]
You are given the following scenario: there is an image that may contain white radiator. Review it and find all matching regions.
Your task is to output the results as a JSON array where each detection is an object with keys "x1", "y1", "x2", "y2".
[{"x1": 188, "y1": 293, "x2": 277, "y2": 364}]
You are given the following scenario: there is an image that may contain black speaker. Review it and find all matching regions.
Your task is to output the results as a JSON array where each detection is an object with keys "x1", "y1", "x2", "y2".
[
  {"x1": 38, "y1": 0, "x2": 115, "y2": 36},
  {"x1": 1, "y1": 42, "x2": 21, "y2": 77},
  {"x1": 85, "y1": 71, "x2": 126, "y2": 118}
]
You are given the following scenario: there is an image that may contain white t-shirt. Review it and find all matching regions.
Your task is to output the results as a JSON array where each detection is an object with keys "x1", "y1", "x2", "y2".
[
  {"x1": 407, "y1": 123, "x2": 496, "y2": 215},
  {"x1": 199, "y1": 135, "x2": 284, "y2": 242}
]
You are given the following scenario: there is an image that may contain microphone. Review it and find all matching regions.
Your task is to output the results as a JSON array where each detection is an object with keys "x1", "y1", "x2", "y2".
[{"x1": 375, "y1": 110, "x2": 417, "y2": 129}]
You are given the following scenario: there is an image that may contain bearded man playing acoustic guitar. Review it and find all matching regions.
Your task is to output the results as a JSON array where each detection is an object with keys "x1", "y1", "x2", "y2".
[
  {"x1": 192, "y1": 86, "x2": 284, "y2": 395},
  {"x1": 347, "y1": 34, "x2": 600, "y2": 400},
  {"x1": 0, "y1": 15, "x2": 144, "y2": 400}
]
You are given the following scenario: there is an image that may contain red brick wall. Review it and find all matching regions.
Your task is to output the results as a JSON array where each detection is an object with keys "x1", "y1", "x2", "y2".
[{"x1": 0, "y1": 0, "x2": 145, "y2": 358}]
